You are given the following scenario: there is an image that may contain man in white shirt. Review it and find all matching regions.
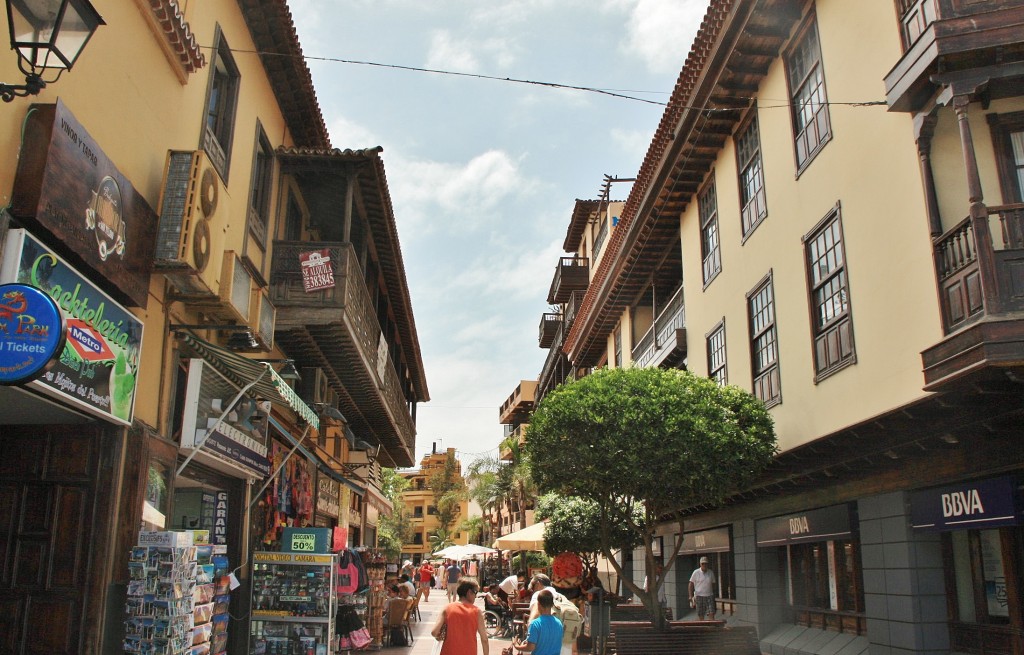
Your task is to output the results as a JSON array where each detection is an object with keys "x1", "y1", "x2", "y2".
[
  {"x1": 498, "y1": 570, "x2": 525, "y2": 605},
  {"x1": 527, "y1": 574, "x2": 571, "y2": 655},
  {"x1": 688, "y1": 556, "x2": 717, "y2": 620}
]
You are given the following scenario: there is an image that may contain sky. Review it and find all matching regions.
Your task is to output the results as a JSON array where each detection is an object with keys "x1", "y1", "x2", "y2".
[{"x1": 289, "y1": 0, "x2": 706, "y2": 469}]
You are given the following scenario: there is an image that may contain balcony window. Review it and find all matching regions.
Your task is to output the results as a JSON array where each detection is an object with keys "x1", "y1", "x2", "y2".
[
  {"x1": 786, "y1": 14, "x2": 831, "y2": 173},
  {"x1": 706, "y1": 319, "x2": 727, "y2": 386},
  {"x1": 248, "y1": 127, "x2": 274, "y2": 246},
  {"x1": 804, "y1": 206, "x2": 856, "y2": 381},
  {"x1": 736, "y1": 108, "x2": 767, "y2": 238},
  {"x1": 747, "y1": 273, "x2": 780, "y2": 407},
  {"x1": 987, "y1": 111, "x2": 1024, "y2": 204},
  {"x1": 699, "y1": 176, "x2": 721, "y2": 287},
  {"x1": 896, "y1": 0, "x2": 937, "y2": 50},
  {"x1": 202, "y1": 30, "x2": 240, "y2": 180}
]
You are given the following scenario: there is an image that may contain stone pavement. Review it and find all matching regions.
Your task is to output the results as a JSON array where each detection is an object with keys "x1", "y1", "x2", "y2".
[{"x1": 378, "y1": 593, "x2": 512, "y2": 655}]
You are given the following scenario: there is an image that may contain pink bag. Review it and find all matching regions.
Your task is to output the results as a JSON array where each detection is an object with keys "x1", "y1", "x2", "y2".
[{"x1": 349, "y1": 627, "x2": 371, "y2": 649}]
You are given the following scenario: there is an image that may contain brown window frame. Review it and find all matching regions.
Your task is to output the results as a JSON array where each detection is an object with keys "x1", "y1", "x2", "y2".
[
  {"x1": 202, "y1": 28, "x2": 241, "y2": 182},
  {"x1": 248, "y1": 125, "x2": 275, "y2": 248},
  {"x1": 803, "y1": 202, "x2": 856, "y2": 382},
  {"x1": 735, "y1": 107, "x2": 768, "y2": 239},
  {"x1": 785, "y1": 12, "x2": 832, "y2": 175},
  {"x1": 987, "y1": 111, "x2": 1024, "y2": 204},
  {"x1": 706, "y1": 318, "x2": 728, "y2": 386},
  {"x1": 747, "y1": 271, "x2": 781, "y2": 408},
  {"x1": 699, "y1": 175, "x2": 722, "y2": 288}
]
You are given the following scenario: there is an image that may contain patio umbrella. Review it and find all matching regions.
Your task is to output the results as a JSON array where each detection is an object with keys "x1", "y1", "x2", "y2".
[
  {"x1": 492, "y1": 521, "x2": 547, "y2": 551},
  {"x1": 435, "y1": 543, "x2": 499, "y2": 560}
]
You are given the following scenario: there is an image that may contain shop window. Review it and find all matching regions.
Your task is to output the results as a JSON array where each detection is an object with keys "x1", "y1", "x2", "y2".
[
  {"x1": 787, "y1": 539, "x2": 865, "y2": 633},
  {"x1": 699, "y1": 176, "x2": 721, "y2": 287},
  {"x1": 785, "y1": 13, "x2": 832, "y2": 173},
  {"x1": 947, "y1": 528, "x2": 1016, "y2": 626},
  {"x1": 706, "y1": 319, "x2": 727, "y2": 386},
  {"x1": 747, "y1": 273, "x2": 781, "y2": 407},
  {"x1": 804, "y1": 206, "x2": 856, "y2": 381},
  {"x1": 202, "y1": 30, "x2": 240, "y2": 180},
  {"x1": 248, "y1": 126, "x2": 274, "y2": 246}
]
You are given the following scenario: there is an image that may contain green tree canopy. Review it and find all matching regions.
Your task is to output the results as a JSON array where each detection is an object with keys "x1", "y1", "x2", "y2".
[
  {"x1": 536, "y1": 493, "x2": 641, "y2": 568},
  {"x1": 428, "y1": 451, "x2": 468, "y2": 544},
  {"x1": 377, "y1": 468, "x2": 412, "y2": 559},
  {"x1": 526, "y1": 367, "x2": 776, "y2": 628}
]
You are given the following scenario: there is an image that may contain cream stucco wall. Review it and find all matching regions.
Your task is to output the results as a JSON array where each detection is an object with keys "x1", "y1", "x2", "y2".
[{"x1": 0, "y1": 0, "x2": 302, "y2": 432}]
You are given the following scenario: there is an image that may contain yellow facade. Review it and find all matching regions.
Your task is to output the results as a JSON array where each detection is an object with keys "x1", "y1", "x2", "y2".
[{"x1": 400, "y1": 447, "x2": 470, "y2": 561}]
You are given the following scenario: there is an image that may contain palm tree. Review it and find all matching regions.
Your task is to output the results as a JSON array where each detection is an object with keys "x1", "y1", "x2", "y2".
[{"x1": 459, "y1": 515, "x2": 485, "y2": 545}]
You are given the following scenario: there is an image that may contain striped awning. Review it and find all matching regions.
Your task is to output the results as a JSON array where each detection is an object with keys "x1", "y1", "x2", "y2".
[{"x1": 178, "y1": 332, "x2": 320, "y2": 430}]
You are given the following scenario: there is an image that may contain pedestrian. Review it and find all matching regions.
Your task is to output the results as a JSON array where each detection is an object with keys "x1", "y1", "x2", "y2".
[
  {"x1": 514, "y1": 589, "x2": 563, "y2": 655},
  {"x1": 688, "y1": 556, "x2": 717, "y2": 620},
  {"x1": 444, "y1": 559, "x2": 462, "y2": 602},
  {"x1": 643, "y1": 562, "x2": 667, "y2": 608},
  {"x1": 399, "y1": 573, "x2": 416, "y2": 597},
  {"x1": 401, "y1": 559, "x2": 414, "y2": 579},
  {"x1": 419, "y1": 560, "x2": 436, "y2": 601},
  {"x1": 498, "y1": 570, "x2": 525, "y2": 605},
  {"x1": 431, "y1": 579, "x2": 489, "y2": 655},
  {"x1": 527, "y1": 573, "x2": 571, "y2": 655}
]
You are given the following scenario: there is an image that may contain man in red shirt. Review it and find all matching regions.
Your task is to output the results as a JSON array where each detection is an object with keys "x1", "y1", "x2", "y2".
[{"x1": 418, "y1": 560, "x2": 436, "y2": 601}]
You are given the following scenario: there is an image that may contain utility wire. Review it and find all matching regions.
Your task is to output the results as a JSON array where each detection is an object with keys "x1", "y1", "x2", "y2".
[{"x1": 223, "y1": 47, "x2": 888, "y2": 109}]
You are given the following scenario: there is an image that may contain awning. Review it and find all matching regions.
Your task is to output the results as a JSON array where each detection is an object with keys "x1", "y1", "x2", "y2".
[
  {"x1": 268, "y1": 416, "x2": 363, "y2": 495},
  {"x1": 178, "y1": 332, "x2": 319, "y2": 430},
  {"x1": 492, "y1": 521, "x2": 547, "y2": 551}
]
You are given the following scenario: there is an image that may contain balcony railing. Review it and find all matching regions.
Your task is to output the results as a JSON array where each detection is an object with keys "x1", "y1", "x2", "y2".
[
  {"x1": 631, "y1": 285, "x2": 687, "y2": 369},
  {"x1": 538, "y1": 312, "x2": 562, "y2": 348},
  {"x1": 547, "y1": 256, "x2": 589, "y2": 304},
  {"x1": 935, "y1": 204, "x2": 1024, "y2": 333},
  {"x1": 565, "y1": 290, "x2": 584, "y2": 328}
]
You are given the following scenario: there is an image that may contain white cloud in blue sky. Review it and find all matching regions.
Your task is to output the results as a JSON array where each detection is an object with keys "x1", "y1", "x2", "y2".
[{"x1": 290, "y1": 0, "x2": 703, "y2": 467}]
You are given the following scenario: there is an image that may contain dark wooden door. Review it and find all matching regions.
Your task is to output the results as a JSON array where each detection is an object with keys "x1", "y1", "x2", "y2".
[{"x1": 0, "y1": 425, "x2": 111, "y2": 654}]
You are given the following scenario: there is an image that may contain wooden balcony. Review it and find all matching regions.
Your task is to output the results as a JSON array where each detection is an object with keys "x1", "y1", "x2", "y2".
[
  {"x1": 269, "y1": 240, "x2": 416, "y2": 465},
  {"x1": 538, "y1": 312, "x2": 562, "y2": 348},
  {"x1": 631, "y1": 285, "x2": 687, "y2": 369},
  {"x1": 546, "y1": 256, "x2": 589, "y2": 304},
  {"x1": 564, "y1": 290, "x2": 584, "y2": 329},
  {"x1": 885, "y1": 0, "x2": 1024, "y2": 112},
  {"x1": 500, "y1": 424, "x2": 526, "y2": 461},
  {"x1": 922, "y1": 204, "x2": 1024, "y2": 389},
  {"x1": 498, "y1": 380, "x2": 537, "y2": 425}
]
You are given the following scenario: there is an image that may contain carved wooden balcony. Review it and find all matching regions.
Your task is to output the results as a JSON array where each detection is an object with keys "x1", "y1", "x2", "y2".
[
  {"x1": 538, "y1": 312, "x2": 562, "y2": 348},
  {"x1": 885, "y1": 0, "x2": 1024, "y2": 112},
  {"x1": 631, "y1": 285, "x2": 687, "y2": 370},
  {"x1": 922, "y1": 204, "x2": 1024, "y2": 389},
  {"x1": 546, "y1": 256, "x2": 589, "y2": 304},
  {"x1": 269, "y1": 240, "x2": 416, "y2": 464}
]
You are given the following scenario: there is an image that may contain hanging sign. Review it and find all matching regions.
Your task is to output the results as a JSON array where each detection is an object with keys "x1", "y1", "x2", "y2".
[
  {"x1": 756, "y1": 504, "x2": 854, "y2": 546},
  {"x1": 0, "y1": 283, "x2": 66, "y2": 385},
  {"x1": 0, "y1": 229, "x2": 143, "y2": 424},
  {"x1": 910, "y1": 475, "x2": 1021, "y2": 532},
  {"x1": 678, "y1": 527, "x2": 731, "y2": 555},
  {"x1": 299, "y1": 249, "x2": 335, "y2": 292}
]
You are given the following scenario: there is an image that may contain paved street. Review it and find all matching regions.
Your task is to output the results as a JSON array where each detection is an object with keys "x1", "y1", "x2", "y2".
[{"x1": 380, "y1": 594, "x2": 512, "y2": 655}]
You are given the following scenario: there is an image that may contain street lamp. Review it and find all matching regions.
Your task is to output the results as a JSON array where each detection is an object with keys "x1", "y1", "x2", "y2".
[{"x1": 3, "y1": 0, "x2": 104, "y2": 102}]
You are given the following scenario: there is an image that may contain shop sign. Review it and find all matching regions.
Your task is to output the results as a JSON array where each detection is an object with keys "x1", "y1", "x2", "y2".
[
  {"x1": 300, "y1": 249, "x2": 335, "y2": 292},
  {"x1": 756, "y1": 504, "x2": 854, "y2": 547},
  {"x1": 254, "y1": 551, "x2": 334, "y2": 565},
  {"x1": 213, "y1": 491, "x2": 228, "y2": 545},
  {"x1": 0, "y1": 230, "x2": 143, "y2": 424},
  {"x1": 0, "y1": 283, "x2": 66, "y2": 385},
  {"x1": 9, "y1": 100, "x2": 157, "y2": 307},
  {"x1": 316, "y1": 476, "x2": 340, "y2": 518},
  {"x1": 910, "y1": 475, "x2": 1021, "y2": 532},
  {"x1": 180, "y1": 358, "x2": 271, "y2": 479},
  {"x1": 678, "y1": 527, "x2": 731, "y2": 554},
  {"x1": 282, "y1": 527, "x2": 330, "y2": 554}
]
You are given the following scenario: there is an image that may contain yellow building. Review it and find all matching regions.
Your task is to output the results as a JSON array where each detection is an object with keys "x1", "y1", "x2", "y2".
[
  {"x1": 531, "y1": 1, "x2": 1024, "y2": 654},
  {"x1": 400, "y1": 446, "x2": 471, "y2": 563},
  {"x1": 0, "y1": 1, "x2": 426, "y2": 652}
]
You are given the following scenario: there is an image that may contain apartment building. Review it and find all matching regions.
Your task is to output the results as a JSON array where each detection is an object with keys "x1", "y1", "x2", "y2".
[
  {"x1": 400, "y1": 446, "x2": 471, "y2": 563},
  {"x1": 0, "y1": 1, "x2": 426, "y2": 652},
  {"x1": 535, "y1": 1, "x2": 1024, "y2": 654}
]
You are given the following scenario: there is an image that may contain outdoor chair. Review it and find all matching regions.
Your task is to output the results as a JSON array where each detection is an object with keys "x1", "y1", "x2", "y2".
[{"x1": 382, "y1": 598, "x2": 413, "y2": 647}]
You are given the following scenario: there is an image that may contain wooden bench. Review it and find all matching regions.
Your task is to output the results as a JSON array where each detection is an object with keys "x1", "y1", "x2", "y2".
[
  {"x1": 609, "y1": 603, "x2": 673, "y2": 622},
  {"x1": 609, "y1": 621, "x2": 759, "y2": 655}
]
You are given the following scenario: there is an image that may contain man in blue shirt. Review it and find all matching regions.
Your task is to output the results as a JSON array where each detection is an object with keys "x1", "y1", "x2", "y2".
[{"x1": 514, "y1": 590, "x2": 563, "y2": 655}]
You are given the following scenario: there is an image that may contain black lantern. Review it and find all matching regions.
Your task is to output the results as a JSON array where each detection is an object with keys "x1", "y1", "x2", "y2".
[{"x1": 3, "y1": 0, "x2": 104, "y2": 102}]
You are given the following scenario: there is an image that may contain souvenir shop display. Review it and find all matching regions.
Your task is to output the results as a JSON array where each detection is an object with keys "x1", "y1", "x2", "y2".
[
  {"x1": 249, "y1": 551, "x2": 337, "y2": 655},
  {"x1": 124, "y1": 530, "x2": 230, "y2": 655},
  {"x1": 334, "y1": 548, "x2": 372, "y2": 652},
  {"x1": 361, "y1": 553, "x2": 388, "y2": 646}
]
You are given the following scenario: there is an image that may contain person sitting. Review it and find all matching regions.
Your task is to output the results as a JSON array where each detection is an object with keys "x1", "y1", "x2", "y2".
[{"x1": 482, "y1": 584, "x2": 506, "y2": 613}]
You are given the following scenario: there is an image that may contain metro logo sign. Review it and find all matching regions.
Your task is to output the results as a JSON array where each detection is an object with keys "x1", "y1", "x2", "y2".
[{"x1": 66, "y1": 318, "x2": 114, "y2": 361}]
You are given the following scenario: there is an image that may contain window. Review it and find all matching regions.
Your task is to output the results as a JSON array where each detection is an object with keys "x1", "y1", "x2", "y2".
[
  {"x1": 945, "y1": 526, "x2": 1023, "y2": 646},
  {"x1": 699, "y1": 177, "x2": 721, "y2": 286},
  {"x1": 786, "y1": 15, "x2": 831, "y2": 172},
  {"x1": 736, "y1": 110, "x2": 767, "y2": 237},
  {"x1": 249, "y1": 127, "x2": 274, "y2": 245},
  {"x1": 706, "y1": 319, "x2": 727, "y2": 386},
  {"x1": 614, "y1": 326, "x2": 622, "y2": 368},
  {"x1": 987, "y1": 111, "x2": 1024, "y2": 205},
  {"x1": 788, "y1": 539, "x2": 865, "y2": 628},
  {"x1": 804, "y1": 206, "x2": 855, "y2": 380},
  {"x1": 203, "y1": 31, "x2": 240, "y2": 179},
  {"x1": 747, "y1": 273, "x2": 780, "y2": 407}
]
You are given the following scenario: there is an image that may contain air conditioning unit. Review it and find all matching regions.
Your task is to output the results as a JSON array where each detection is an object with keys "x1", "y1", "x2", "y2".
[
  {"x1": 249, "y1": 286, "x2": 277, "y2": 352},
  {"x1": 154, "y1": 150, "x2": 228, "y2": 297},
  {"x1": 298, "y1": 367, "x2": 330, "y2": 405},
  {"x1": 191, "y1": 250, "x2": 253, "y2": 322}
]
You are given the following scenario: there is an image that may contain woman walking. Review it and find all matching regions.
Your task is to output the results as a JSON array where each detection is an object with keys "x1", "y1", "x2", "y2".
[{"x1": 431, "y1": 579, "x2": 489, "y2": 655}]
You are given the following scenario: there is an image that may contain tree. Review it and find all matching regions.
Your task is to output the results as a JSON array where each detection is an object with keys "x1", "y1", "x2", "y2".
[
  {"x1": 377, "y1": 468, "x2": 412, "y2": 559},
  {"x1": 526, "y1": 367, "x2": 776, "y2": 629},
  {"x1": 535, "y1": 493, "x2": 641, "y2": 570},
  {"x1": 459, "y1": 515, "x2": 485, "y2": 545},
  {"x1": 428, "y1": 450, "x2": 468, "y2": 547}
]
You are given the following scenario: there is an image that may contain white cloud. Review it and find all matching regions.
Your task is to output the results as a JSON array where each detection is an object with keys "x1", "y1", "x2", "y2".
[
  {"x1": 621, "y1": 0, "x2": 705, "y2": 74},
  {"x1": 426, "y1": 30, "x2": 482, "y2": 73},
  {"x1": 611, "y1": 127, "x2": 655, "y2": 162},
  {"x1": 325, "y1": 115, "x2": 379, "y2": 149}
]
